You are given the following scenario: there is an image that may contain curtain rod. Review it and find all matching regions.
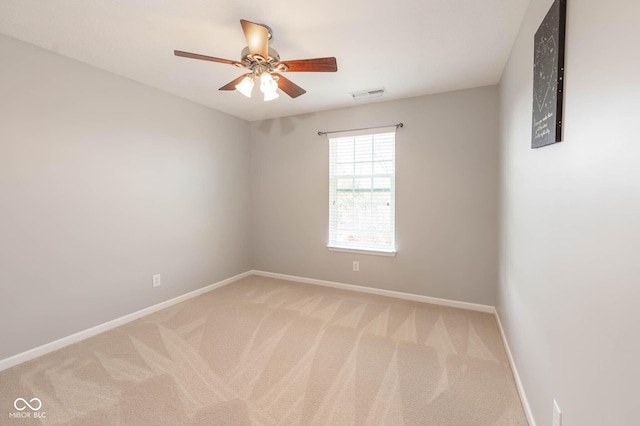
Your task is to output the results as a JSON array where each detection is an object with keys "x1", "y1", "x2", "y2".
[{"x1": 317, "y1": 122, "x2": 403, "y2": 136}]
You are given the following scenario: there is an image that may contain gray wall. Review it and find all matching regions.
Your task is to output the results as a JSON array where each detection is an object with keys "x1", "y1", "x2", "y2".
[
  {"x1": 250, "y1": 86, "x2": 500, "y2": 305},
  {"x1": 498, "y1": 0, "x2": 640, "y2": 424},
  {"x1": 0, "y1": 34, "x2": 252, "y2": 360}
]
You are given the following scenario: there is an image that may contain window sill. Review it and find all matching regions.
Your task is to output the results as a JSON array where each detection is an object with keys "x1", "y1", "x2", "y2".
[{"x1": 327, "y1": 245, "x2": 397, "y2": 257}]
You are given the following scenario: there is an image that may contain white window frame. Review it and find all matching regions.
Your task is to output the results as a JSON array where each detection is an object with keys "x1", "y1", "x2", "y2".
[{"x1": 327, "y1": 126, "x2": 397, "y2": 256}]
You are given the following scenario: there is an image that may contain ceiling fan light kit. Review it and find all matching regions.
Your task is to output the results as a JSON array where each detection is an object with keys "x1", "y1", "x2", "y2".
[{"x1": 174, "y1": 19, "x2": 337, "y2": 101}]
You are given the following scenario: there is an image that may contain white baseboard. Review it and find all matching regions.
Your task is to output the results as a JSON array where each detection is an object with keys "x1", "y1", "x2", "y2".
[
  {"x1": 251, "y1": 270, "x2": 495, "y2": 313},
  {"x1": 0, "y1": 270, "x2": 252, "y2": 372},
  {"x1": 493, "y1": 309, "x2": 537, "y2": 426}
]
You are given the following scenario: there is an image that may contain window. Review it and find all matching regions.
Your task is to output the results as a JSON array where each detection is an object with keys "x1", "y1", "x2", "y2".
[{"x1": 328, "y1": 127, "x2": 396, "y2": 255}]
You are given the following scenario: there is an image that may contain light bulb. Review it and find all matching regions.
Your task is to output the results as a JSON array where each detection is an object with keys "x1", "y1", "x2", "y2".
[{"x1": 235, "y1": 76, "x2": 254, "y2": 98}]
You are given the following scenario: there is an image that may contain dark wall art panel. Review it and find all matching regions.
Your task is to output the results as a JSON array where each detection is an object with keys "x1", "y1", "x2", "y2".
[{"x1": 532, "y1": 0, "x2": 567, "y2": 148}]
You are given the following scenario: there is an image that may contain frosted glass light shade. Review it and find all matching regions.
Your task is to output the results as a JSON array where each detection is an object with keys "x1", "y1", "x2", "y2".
[
  {"x1": 259, "y1": 72, "x2": 278, "y2": 101},
  {"x1": 235, "y1": 76, "x2": 254, "y2": 97},
  {"x1": 260, "y1": 73, "x2": 278, "y2": 93}
]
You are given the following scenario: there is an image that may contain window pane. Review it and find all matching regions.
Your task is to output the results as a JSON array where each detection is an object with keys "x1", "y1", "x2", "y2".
[
  {"x1": 336, "y1": 163, "x2": 353, "y2": 176},
  {"x1": 336, "y1": 139, "x2": 354, "y2": 162},
  {"x1": 374, "y1": 148, "x2": 393, "y2": 162},
  {"x1": 337, "y1": 178, "x2": 354, "y2": 190},
  {"x1": 373, "y1": 161, "x2": 393, "y2": 175},
  {"x1": 354, "y1": 162, "x2": 373, "y2": 176},
  {"x1": 354, "y1": 139, "x2": 373, "y2": 162},
  {"x1": 373, "y1": 177, "x2": 391, "y2": 189},
  {"x1": 372, "y1": 192, "x2": 391, "y2": 205},
  {"x1": 354, "y1": 178, "x2": 372, "y2": 190}
]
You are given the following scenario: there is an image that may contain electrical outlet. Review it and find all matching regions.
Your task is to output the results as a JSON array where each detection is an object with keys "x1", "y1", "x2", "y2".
[
  {"x1": 152, "y1": 274, "x2": 161, "y2": 288},
  {"x1": 353, "y1": 261, "x2": 359, "y2": 272},
  {"x1": 553, "y1": 399, "x2": 562, "y2": 426}
]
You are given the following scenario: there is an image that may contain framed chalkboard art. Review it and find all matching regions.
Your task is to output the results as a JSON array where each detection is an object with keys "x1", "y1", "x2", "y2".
[{"x1": 532, "y1": 0, "x2": 567, "y2": 148}]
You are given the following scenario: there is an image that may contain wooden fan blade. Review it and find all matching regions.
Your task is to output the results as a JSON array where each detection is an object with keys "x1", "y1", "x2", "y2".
[
  {"x1": 174, "y1": 50, "x2": 242, "y2": 66},
  {"x1": 219, "y1": 74, "x2": 251, "y2": 91},
  {"x1": 278, "y1": 57, "x2": 337, "y2": 72},
  {"x1": 274, "y1": 73, "x2": 306, "y2": 98},
  {"x1": 240, "y1": 19, "x2": 269, "y2": 59}
]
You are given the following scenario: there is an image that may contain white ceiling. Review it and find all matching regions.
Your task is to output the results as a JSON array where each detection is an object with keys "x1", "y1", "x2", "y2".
[{"x1": 0, "y1": 0, "x2": 529, "y2": 122}]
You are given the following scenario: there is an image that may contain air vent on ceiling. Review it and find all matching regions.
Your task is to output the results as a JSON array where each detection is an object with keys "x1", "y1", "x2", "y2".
[{"x1": 350, "y1": 88, "x2": 386, "y2": 101}]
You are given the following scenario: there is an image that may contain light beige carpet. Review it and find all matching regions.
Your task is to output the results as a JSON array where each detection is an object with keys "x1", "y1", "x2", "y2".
[{"x1": 0, "y1": 276, "x2": 528, "y2": 425}]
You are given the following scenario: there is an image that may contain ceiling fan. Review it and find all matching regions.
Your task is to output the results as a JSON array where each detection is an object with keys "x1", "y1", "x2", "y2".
[{"x1": 174, "y1": 19, "x2": 338, "y2": 101}]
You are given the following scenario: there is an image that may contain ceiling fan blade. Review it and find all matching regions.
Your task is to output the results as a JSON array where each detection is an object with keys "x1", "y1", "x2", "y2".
[
  {"x1": 219, "y1": 74, "x2": 251, "y2": 91},
  {"x1": 278, "y1": 57, "x2": 337, "y2": 72},
  {"x1": 240, "y1": 19, "x2": 269, "y2": 59},
  {"x1": 274, "y1": 73, "x2": 306, "y2": 98},
  {"x1": 174, "y1": 50, "x2": 242, "y2": 66}
]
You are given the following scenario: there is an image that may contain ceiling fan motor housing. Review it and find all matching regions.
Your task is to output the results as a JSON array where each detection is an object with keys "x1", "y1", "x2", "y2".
[
  {"x1": 239, "y1": 47, "x2": 287, "y2": 73},
  {"x1": 240, "y1": 46, "x2": 280, "y2": 63}
]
